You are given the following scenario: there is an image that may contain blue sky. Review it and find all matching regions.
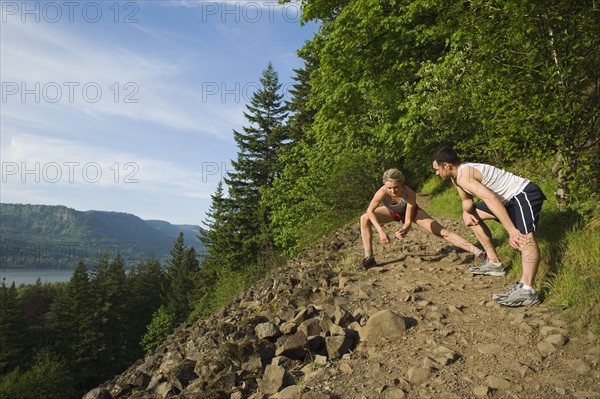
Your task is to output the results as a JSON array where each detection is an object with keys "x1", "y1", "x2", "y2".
[{"x1": 0, "y1": 0, "x2": 318, "y2": 225}]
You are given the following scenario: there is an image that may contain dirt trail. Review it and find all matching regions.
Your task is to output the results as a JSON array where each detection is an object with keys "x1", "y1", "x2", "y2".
[
  {"x1": 296, "y1": 202, "x2": 600, "y2": 399},
  {"x1": 84, "y1": 196, "x2": 600, "y2": 399}
]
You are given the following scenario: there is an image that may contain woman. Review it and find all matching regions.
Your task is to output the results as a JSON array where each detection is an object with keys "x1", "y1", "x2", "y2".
[{"x1": 359, "y1": 168, "x2": 486, "y2": 269}]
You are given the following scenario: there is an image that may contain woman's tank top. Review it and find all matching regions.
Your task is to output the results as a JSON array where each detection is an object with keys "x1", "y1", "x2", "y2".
[{"x1": 382, "y1": 186, "x2": 408, "y2": 214}]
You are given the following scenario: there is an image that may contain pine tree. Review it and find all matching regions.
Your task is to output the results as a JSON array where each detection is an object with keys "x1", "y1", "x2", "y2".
[
  {"x1": 140, "y1": 234, "x2": 198, "y2": 353},
  {"x1": 164, "y1": 233, "x2": 197, "y2": 324},
  {"x1": 127, "y1": 255, "x2": 164, "y2": 352},
  {"x1": 191, "y1": 181, "x2": 230, "y2": 317},
  {"x1": 17, "y1": 279, "x2": 55, "y2": 366},
  {"x1": 49, "y1": 260, "x2": 97, "y2": 389},
  {"x1": 88, "y1": 252, "x2": 130, "y2": 380},
  {"x1": 0, "y1": 280, "x2": 24, "y2": 374},
  {"x1": 197, "y1": 181, "x2": 238, "y2": 272},
  {"x1": 224, "y1": 62, "x2": 289, "y2": 269}
]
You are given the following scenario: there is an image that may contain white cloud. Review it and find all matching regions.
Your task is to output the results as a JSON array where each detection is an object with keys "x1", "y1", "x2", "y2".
[
  {"x1": 1, "y1": 19, "x2": 236, "y2": 141},
  {"x1": 0, "y1": 134, "x2": 220, "y2": 197},
  {"x1": 0, "y1": 0, "x2": 315, "y2": 224}
]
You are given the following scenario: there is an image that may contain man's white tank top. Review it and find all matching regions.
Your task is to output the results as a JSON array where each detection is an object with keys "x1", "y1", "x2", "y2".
[{"x1": 458, "y1": 163, "x2": 529, "y2": 204}]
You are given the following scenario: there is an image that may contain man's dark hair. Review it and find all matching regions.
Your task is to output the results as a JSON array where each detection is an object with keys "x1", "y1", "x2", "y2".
[{"x1": 432, "y1": 146, "x2": 461, "y2": 165}]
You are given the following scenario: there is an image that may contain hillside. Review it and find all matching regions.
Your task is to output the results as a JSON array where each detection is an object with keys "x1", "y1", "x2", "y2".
[
  {"x1": 0, "y1": 203, "x2": 203, "y2": 269},
  {"x1": 84, "y1": 214, "x2": 600, "y2": 399}
]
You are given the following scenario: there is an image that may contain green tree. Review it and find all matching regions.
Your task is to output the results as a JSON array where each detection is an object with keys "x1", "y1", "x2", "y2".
[
  {"x1": 48, "y1": 261, "x2": 98, "y2": 389},
  {"x1": 163, "y1": 233, "x2": 198, "y2": 324},
  {"x1": 224, "y1": 62, "x2": 289, "y2": 269},
  {"x1": 0, "y1": 280, "x2": 23, "y2": 374},
  {"x1": 0, "y1": 350, "x2": 75, "y2": 399},
  {"x1": 140, "y1": 305, "x2": 175, "y2": 355},
  {"x1": 190, "y1": 181, "x2": 231, "y2": 319},
  {"x1": 400, "y1": 0, "x2": 599, "y2": 209},
  {"x1": 14, "y1": 279, "x2": 59, "y2": 369},
  {"x1": 87, "y1": 253, "x2": 130, "y2": 380},
  {"x1": 285, "y1": 40, "x2": 319, "y2": 143},
  {"x1": 127, "y1": 255, "x2": 164, "y2": 352}
]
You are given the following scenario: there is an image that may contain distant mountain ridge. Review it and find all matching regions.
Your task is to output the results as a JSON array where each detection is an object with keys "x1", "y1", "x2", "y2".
[{"x1": 0, "y1": 203, "x2": 203, "y2": 269}]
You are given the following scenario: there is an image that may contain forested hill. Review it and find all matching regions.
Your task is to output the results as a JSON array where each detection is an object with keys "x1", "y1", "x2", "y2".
[{"x1": 0, "y1": 203, "x2": 202, "y2": 269}]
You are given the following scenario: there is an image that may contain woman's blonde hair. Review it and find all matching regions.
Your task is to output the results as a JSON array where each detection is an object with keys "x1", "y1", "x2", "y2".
[{"x1": 382, "y1": 168, "x2": 404, "y2": 184}]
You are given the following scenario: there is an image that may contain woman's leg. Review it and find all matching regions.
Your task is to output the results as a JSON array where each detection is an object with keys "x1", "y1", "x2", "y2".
[
  {"x1": 360, "y1": 207, "x2": 395, "y2": 257},
  {"x1": 413, "y1": 209, "x2": 479, "y2": 254}
]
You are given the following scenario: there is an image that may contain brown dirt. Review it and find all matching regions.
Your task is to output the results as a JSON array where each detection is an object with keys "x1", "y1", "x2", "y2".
[{"x1": 292, "y1": 197, "x2": 600, "y2": 399}]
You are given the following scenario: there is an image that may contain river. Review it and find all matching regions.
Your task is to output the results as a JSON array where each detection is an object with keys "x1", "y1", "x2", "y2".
[{"x1": 1, "y1": 268, "x2": 76, "y2": 286}]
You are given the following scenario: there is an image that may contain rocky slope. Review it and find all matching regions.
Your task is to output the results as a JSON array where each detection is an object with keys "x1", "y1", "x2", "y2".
[{"x1": 84, "y1": 210, "x2": 600, "y2": 399}]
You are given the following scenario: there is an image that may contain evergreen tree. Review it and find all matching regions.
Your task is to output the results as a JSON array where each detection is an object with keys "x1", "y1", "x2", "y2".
[
  {"x1": 198, "y1": 181, "x2": 229, "y2": 253},
  {"x1": 224, "y1": 62, "x2": 289, "y2": 269},
  {"x1": 191, "y1": 181, "x2": 230, "y2": 318},
  {"x1": 163, "y1": 233, "x2": 198, "y2": 325},
  {"x1": 262, "y1": 43, "x2": 323, "y2": 254},
  {"x1": 17, "y1": 279, "x2": 56, "y2": 367},
  {"x1": 127, "y1": 255, "x2": 164, "y2": 353},
  {"x1": 0, "y1": 280, "x2": 24, "y2": 374},
  {"x1": 88, "y1": 252, "x2": 130, "y2": 380},
  {"x1": 197, "y1": 181, "x2": 241, "y2": 275},
  {"x1": 48, "y1": 260, "x2": 98, "y2": 389},
  {"x1": 140, "y1": 234, "x2": 199, "y2": 353}
]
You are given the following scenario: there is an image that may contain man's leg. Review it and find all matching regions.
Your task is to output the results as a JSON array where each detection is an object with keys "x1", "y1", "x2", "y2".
[
  {"x1": 471, "y1": 208, "x2": 501, "y2": 263},
  {"x1": 519, "y1": 232, "x2": 539, "y2": 286}
]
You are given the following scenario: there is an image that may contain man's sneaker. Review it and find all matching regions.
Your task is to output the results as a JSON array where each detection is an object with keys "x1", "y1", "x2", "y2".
[
  {"x1": 358, "y1": 256, "x2": 377, "y2": 269},
  {"x1": 495, "y1": 283, "x2": 540, "y2": 307},
  {"x1": 491, "y1": 282, "x2": 521, "y2": 301},
  {"x1": 469, "y1": 259, "x2": 506, "y2": 276}
]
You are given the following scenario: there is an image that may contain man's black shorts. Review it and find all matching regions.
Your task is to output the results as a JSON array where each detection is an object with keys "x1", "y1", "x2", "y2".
[{"x1": 475, "y1": 182, "x2": 546, "y2": 234}]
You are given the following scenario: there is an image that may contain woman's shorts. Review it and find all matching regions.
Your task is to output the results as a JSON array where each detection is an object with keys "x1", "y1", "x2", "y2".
[
  {"x1": 388, "y1": 205, "x2": 420, "y2": 222},
  {"x1": 475, "y1": 182, "x2": 546, "y2": 234}
]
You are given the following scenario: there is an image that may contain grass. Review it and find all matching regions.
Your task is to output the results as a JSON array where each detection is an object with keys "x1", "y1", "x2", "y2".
[
  {"x1": 544, "y1": 209, "x2": 600, "y2": 333},
  {"x1": 421, "y1": 166, "x2": 600, "y2": 336}
]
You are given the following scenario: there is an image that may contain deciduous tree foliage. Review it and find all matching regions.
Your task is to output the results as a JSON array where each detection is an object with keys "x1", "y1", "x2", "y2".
[{"x1": 269, "y1": 0, "x2": 598, "y2": 253}]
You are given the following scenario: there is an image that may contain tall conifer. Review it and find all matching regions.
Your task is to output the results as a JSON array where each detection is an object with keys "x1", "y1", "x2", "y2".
[
  {"x1": 0, "y1": 281, "x2": 23, "y2": 374},
  {"x1": 224, "y1": 62, "x2": 288, "y2": 269},
  {"x1": 164, "y1": 233, "x2": 197, "y2": 324}
]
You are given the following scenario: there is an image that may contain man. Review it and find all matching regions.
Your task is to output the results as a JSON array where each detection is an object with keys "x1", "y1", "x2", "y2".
[{"x1": 431, "y1": 146, "x2": 546, "y2": 307}]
